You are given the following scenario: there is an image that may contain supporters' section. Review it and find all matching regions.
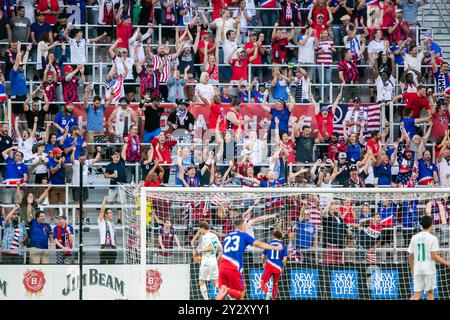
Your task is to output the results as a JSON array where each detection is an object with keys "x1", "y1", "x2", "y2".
[{"x1": 120, "y1": 187, "x2": 450, "y2": 300}]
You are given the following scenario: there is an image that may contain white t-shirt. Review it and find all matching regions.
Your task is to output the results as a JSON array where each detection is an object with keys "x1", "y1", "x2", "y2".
[
  {"x1": 200, "y1": 231, "x2": 220, "y2": 266},
  {"x1": 196, "y1": 83, "x2": 215, "y2": 101},
  {"x1": 344, "y1": 34, "x2": 362, "y2": 55},
  {"x1": 407, "y1": 231, "x2": 439, "y2": 275},
  {"x1": 244, "y1": 0, "x2": 256, "y2": 15},
  {"x1": 438, "y1": 158, "x2": 450, "y2": 186},
  {"x1": 344, "y1": 108, "x2": 368, "y2": 135},
  {"x1": 404, "y1": 51, "x2": 425, "y2": 73},
  {"x1": 37, "y1": 41, "x2": 49, "y2": 70},
  {"x1": 232, "y1": 9, "x2": 253, "y2": 34},
  {"x1": 114, "y1": 56, "x2": 134, "y2": 80},
  {"x1": 223, "y1": 39, "x2": 238, "y2": 64},
  {"x1": 212, "y1": 18, "x2": 236, "y2": 43},
  {"x1": 297, "y1": 35, "x2": 315, "y2": 64},
  {"x1": 69, "y1": 38, "x2": 90, "y2": 65},
  {"x1": 295, "y1": 76, "x2": 311, "y2": 100},
  {"x1": 375, "y1": 75, "x2": 396, "y2": 102},
  {"x1": 17, "y1": 137, "x2": 35, "y2": 162},
  {"x1": 367, "y1": 39, "x2": 386, "y2": 61},
  {"x1": 98, "y1": 219, "x2": 116, "y2": 247},
  {"x1": 242, "y1": 139, "x2": 265, "y2": 165},
  {"x1": 72, "y1": 159, "x2": 92, "y2": 186},
  {"x1": 31, "y1": 152, "x2": 49, "y2": 174}
]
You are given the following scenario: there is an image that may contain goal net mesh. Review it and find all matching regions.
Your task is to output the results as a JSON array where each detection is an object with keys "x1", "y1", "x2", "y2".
[{"x1": 119, "y1": 186, "x2": 450, "y2": 300}]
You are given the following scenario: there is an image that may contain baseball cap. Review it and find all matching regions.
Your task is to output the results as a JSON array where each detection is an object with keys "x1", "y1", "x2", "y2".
[
  {"x1": 52, "y1": 147, "x2": 63, "y2": 155},
  {"x1": 119, "y1": 97, "x2": 128, "y2": 104},
  {"x1": 63, "y1": 65, "x2": 73, "y2": 73},
  {"x1": 58, "y1": 215, "x2": 67, "y2": 220},
  {"x1": 119, "y1": 47, "x2": 128, "y2": 53},
  {"x1": 422, "y1": 32, "x2": 433, "y2": 40},
  {"x1": 340, "y1": 15, "x2": 351, "y2": 21},
  {"x1": 236, "y1": 47, "x2": 245, "y2": 54},
  {"x1": 200, "y1": 30, "x2": 209, "y2": 37},
  {"x1": 403, "y1": 148, "x2": 412, "y2": 154},
  {"x1": 177, "y1": 99, "x2": 190, "y2": 106},
  {"x1": 317, "y1": 13, "x2": 324, "y2": 18},
  {"x1": 338, "y1": 152, "x2": 347, "y2": 159},
  {"x1": 122, "y1": 15, "x2": 131, "y2": 20},
  {"x1": 145, "y1": 63, "x2": 154, "y2": 68},
  {"x1": 349, "y1": 165, "x2": 358, "y2": 171},
  {"x1": 395, "y1": 8, "x2": 403, "y2": 13},
  {"x1": 321, "y1": 104, "x2": 332, "y2": 112},
  {"x1": 353, "y1": 96, "x2": 361, "y2": 104}
]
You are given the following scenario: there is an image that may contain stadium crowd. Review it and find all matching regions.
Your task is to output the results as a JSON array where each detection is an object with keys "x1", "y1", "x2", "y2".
[{"x1": 0, "y1": 0, "x2": 449, "y2": 265}]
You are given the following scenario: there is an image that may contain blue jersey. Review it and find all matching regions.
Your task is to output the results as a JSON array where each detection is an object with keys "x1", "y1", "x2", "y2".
[
  {"x1": 222, "y1": 231, "x2": 255, "y2": 272},
  {"x1": 434, "y1": 70, "x2": 450, "y2": 96},
  {"x1": 295, "y1": 220, "x2": 315, "y2": 249},
  {"x1": 263, "y1": 239, "x2": 287, "y2": 272},
  {"x1": 417, "y1": 159, "x2": 438, "y2": 184}
]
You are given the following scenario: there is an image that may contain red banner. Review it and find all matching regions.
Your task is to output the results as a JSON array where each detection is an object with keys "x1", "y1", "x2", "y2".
[{"x1": 72, "y1": 103, "x2": 318, "y2": 135}]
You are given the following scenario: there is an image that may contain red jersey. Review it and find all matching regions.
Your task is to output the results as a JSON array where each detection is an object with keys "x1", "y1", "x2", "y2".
[
  {"x1": 244, "y1": 42, "x2": 262, "y2": 64},
  {"x1": 226, "y1": 109, "x2": 243, "y2": 133},
  {"x1": 151, "y1": 138, "x2": 177, "y2": 164},
  {"x1": 432, "y1": 111, "x2": 449, "y2": 141},
  {"x1": 117, "y1": 21, "x2": 133, "y2": 49},
  {"x1": 313, "y1": 8, "x2": 329, "y2": 26},
  {"x1": 209, "y1": 103, "x2": 227, "y2": 131},
  {"x1": 315, "y1": 112, "x2": 334, "y2": 137},
  {"x1": 381, "y1": 4, "x2": 395, "y2": 29},
  {"x1": 62, "y1": 76, "x2": 79, "y2": 103},
  {"x1": 366, "y1": 138, "x2": 381, "y2": 155},
  {"x1": 43, "y1": 81, "x2": 58, "y2": 102},
  {"x1": 198, "y1": 40, "x2": 215, "y2": 63},
  {"x1": 340, "y1": 207, "x2": 355, "y2": 224},
  {"x1": 231, "y1": 57, "x2": 249, "y2": 81},
  {"x1": 212, "y1": 0, "x2": 226, "y2": 20},
  {"x1": 281, "y1": 140, "x2": 296, "y2": 164},
  {"x1": 144, "y1": 176, "x2": 163, "y2": 187},
  {"x1": 271, "y1": 38, "x2": 288, "y2": 64},
  {"x1": 402, "y1": 92, "x2": 431, "y2": 118}
]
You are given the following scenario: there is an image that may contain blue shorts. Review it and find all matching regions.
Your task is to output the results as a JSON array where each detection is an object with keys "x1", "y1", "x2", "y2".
[{"x1": 143, "y1": 128, "x2": 161, "y2": 143}]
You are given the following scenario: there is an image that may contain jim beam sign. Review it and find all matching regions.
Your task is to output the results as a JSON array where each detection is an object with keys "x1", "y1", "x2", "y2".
[
  {"x1": 62, "y1": 268, "x2": 125, "y2": 297},
  {"x1": 23, "y1": 270, "x2": 46, "y2": 296}
]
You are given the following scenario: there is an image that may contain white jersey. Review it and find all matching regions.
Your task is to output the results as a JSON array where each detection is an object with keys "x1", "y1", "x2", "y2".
[
  {"x1": 114, "y1": 107, "x2": 132, "y2": 137},
  {"x1": 200, "y1": 232, "x2": 220, "y2": 266},
  {"x1": 407, "y1": 231, "x2": 439, "y2": 275}
]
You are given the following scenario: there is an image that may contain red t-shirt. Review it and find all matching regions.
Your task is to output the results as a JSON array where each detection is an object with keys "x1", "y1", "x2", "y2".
[
  {"x1": 366, "y1": 138, "x2": 381, "y2": 155},
  {"x1": 271, "y1": 38, "x2": 288, "y2": 64},
  {"x1": 151, "y1": 138, "x2": 177, "y2": 164},
  {"x1": 244, "y1": 42, "x2": 262, "y2": 64},
  {"x1": 340, "y1": 207, "x2": 355, "y2": 225},
  {"x1": 212, "y1": 0, "x2": 227, "y2": 20},
  {"x1": 381, "y1": 4, "x2": 395, "y2": 29},
  {"x1": 432, "y1": 112, "x2": 449, "y2": 141},
  {"x1": 312, "y1": 22, "x2": 327, "y2": 40},
  {"x1": 231, "y1": 57, "x2": 249, "y2": 81},
  {"x1": 315, "y1": 112, "x2": 334, "y2": 137},
  {"x1": 402, "y1": 92, "x2": 431, "y2": 118},
  {"x1": 313, "y1": 8, "x2": 329, "y2": 26},
  {"x1": 117, "y1": 21, "x2": 133, "y2": 48},
  {"x1": 209, "y1": 103, "x2": 227, "y2": 131},
  {"x1": 144, "y1": 176, "x2": 163, "y2": 187},
  {"x1": 198, "y1": 40, "x2": 215, "y2": 64},
  {"x1": 281, "y1": 140, "x2": 296, "y2": 164}
]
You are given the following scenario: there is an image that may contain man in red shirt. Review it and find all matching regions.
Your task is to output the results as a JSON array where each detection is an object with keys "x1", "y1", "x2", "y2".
[
  {"x1": 366, "y1": 131, "x2": 382, "y2": 156},
  {"x1": 144, "y1": 159, "x2": 164, "y2": 187},
  {"x1": 431, "y1": 101, "x2": 449, "y2": 141},
  {"x1": 228, "y1": 47, "x2": 258, "y2": 83},
  {"x1": 198, "y1": 31, "x2": 216, "y2": 64},
  {"x1": 395, "y1": 85, "x2": 432, "y2": 118},
  {"x1": 315, "y1": 89, "x2": 342, "y2": 137},
  {"x1": 115, "y1": 5, "x2": 133, "y2": 49},
  {"x1": 151, "y1": 133, "x2": 177, "y2": 183}
]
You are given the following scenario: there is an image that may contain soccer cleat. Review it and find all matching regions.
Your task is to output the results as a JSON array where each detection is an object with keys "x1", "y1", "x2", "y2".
[
  {"x1": 215, "y1": 286, "x2": 228, "y2": 300},
  {"x1": 265, "y1": 292, "x2": 272, "y2": 300}
]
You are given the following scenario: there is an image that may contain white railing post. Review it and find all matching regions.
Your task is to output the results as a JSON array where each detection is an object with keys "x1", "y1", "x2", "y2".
[{"x1": 320, "y1": 65, "x2": 325, "y2": 102}]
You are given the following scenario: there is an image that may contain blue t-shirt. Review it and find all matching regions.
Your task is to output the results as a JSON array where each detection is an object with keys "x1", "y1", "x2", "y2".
[
  {"x1": 260, "y1": 179, "x2": 282, "y2": 187},
  {"x1": 295, "y1": 220, "x2": 315, "y2": 249},
  {"x1": 53, "y1": 224, "x2": 74, "y2": 246},
  {"x1": 221, "y1": 95, "x2": 232, "y2": 103},
  {"x1": 62, "y1": 136, "x2": 84, "y2": 163},
  {"x1": 270, "y1": 108, "x2": 290, "y2": 132},
  {"x1": 401, "y1": 117, "x2": 415, "y2": 139},
  {"x1": 252, "y1": 89, "x2": 265, "y2": 103},
  {"x1": 29, "y1": 219, "x2": 52, "y2": 249},
  {"x1": 222, "y1": 231, "x2": 255, "y2": 272},
  {"x1": 9, "y1": 69, "x2": 27, "y2": 96},
  {"x1": 390, "y1": 44, "x2": 405, "y2": 65},
  {"x1": 45, "y1": 142, "x2": 62, "y2": 154},
  {"x1": 401, "y1": 200, "x2": 419, "y2": 229},
  {"x1": 263, "y1": 239, "x2": 287, "y2": 271},
  {"x1": 86, "y1": 104, "x2": 106, "y2": 132},
  {"x1": 48, "y1": 157, "x2": 66, "y2": 184},
  {"x1": 54, "y1": 112, "x2": 77, "y2": 138},
  {"x1": 4, "y1": 156, "x2": 28, "y2": 182},
  {"x1": 272, "y1": 81, "x2": 289, "y2": 101},
  {"x1": 374, "y1": 163, "x2": 392, "y2": 186},
  {"x1": 31, "y1": 22, "x2": 52, "y2": 43}
]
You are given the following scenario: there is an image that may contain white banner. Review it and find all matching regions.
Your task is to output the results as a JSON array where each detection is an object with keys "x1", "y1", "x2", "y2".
[{"x1": 0, "y1": 264, "x2": 190, "y2": 300}]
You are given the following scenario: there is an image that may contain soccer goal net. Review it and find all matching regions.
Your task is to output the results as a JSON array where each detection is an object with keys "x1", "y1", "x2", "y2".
[{"x1": 119, "y1": 186, "x2": 450, "y2": 300}]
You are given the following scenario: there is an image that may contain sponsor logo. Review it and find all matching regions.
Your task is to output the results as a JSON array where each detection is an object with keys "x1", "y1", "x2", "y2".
[
  {"x1": 209, "y1": 282, "x2": 219, "y2": 299},
  {"x1": 23, "y1": 270, "x2": 46, "y2": 296},
  {"x1": 290, "y1": 270, "x2": 318, "y2": 298},
  {"x1": 249, "y1": 270, "x2": 273, "y2": 299},
  {"x1": 330, "y1": 270, "x2": 359, "y2": 299},
  {"x1": 62, "y1": 268, "x2": 125, "y2": 296},
  {"x1": 146, "y1": 269, "x2": 162, "y2": 294},
  {"x1": 370, "y1": 270, "x2": 399, "y2": 299}
]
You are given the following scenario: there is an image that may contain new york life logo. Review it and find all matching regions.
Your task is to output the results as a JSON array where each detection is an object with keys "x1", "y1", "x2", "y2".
[
  {"x1": 209, "y1": 282, "x2": 219, "y2": 299},
  {"x1": 290, "y1": 270, "x2": 318, "y2": 298},
  {"x1": 410, "y1": 272, "x2": 439, "y2": 299},
  {"x1": 249, "y1": 270, "x2": 272, "y2": 299},
  {"x1": 330, "y1": 270, "x2": 359, "y2": 299},
  {"x1": 370, "y1": 270, "x2": 399, "y2": 299}
]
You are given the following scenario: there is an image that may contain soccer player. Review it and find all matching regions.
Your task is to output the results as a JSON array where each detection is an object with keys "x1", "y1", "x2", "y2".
[
  {"x1": 192, "y1": 221, "x2": 222, "y2": 300},
  {"x1": 260, "y1": 231, "x2": 287, "y2": 300},
  {"x1": 408, "y1": 215, "x2": 450, "y2": 300},
  {"x1": 216, "y1": 218, "x2": 283, "y2": 300}
]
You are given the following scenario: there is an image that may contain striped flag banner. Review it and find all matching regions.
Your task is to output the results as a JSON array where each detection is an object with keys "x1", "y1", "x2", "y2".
[{"x1": 319, "y1": 103, "x2": 382, "y2": 138}]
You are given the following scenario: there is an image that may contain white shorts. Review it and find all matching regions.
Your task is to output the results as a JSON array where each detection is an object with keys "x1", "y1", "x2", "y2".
[
  {"x1": 199, "y1": 263, "x2": 218, "y2": 281},
  {"x1": 413, "y1": 274, "x2": 436, "y2": 293}
]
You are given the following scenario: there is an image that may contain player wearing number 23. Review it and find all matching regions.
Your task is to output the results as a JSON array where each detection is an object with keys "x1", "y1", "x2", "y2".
[{"x1": 216, "y1": 218, "x2": 282, "y2": 300}]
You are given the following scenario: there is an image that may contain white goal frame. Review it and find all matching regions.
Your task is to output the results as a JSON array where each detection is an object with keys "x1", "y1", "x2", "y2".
[{"x1": 138, "y1": 187, "x2": 450, "y2": 300}]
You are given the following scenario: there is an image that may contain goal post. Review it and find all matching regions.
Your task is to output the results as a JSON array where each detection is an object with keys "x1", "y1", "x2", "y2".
[{"x1": 121, "y1": 186, "x2": 450, "y2": 300}]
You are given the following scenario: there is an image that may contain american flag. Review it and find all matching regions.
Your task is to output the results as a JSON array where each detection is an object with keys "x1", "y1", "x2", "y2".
[
  {"x1": 320, "y1": 103, "x2": 382, "y2": 139},
  {"x1": 105, "y1": 74, "x2": 125, "y2": 103}
]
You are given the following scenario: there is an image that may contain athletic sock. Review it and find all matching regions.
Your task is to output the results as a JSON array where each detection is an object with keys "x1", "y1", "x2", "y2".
[
  {"x1": 200, "y1": 284, "x2": 209, "y2": 300},
  {"x1": 260, "y1": 280, "x2": 269, "y2": 294},
  {"x1": 227, "y1": 288, "x2": 244, "y2": 300},
  {"x1": 272, "y1": 284, "x2": 279, "y2": 300}
]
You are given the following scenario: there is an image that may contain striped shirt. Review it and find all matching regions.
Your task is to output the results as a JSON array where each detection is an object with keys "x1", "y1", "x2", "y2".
[
  {"x1": 151, "y1": 55, "x2": 173, "y2": 83},
  {"x1": 316, "y1": 40, "x2": 334, "y2": 65},
  {"x1": 43, "y1": 81, "x2": 58, "y2": 102},
  {"x1": 62, "y1": 76, "x2": 80, "y2": 103},
  {"x1": 305, "y1": 203, "x2": 322, "y2": 226},
  {"x1": 338, "y1": 59, "x2": 359, "y2": 83}
]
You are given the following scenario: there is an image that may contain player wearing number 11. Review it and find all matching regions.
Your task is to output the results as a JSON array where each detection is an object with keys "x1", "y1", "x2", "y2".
[
  {"x1": 407, "y1": 215, "x2": 450, "y2": 300},
  {"x1": 216, "y1": 219, "x2": 283, "y2": 300}
]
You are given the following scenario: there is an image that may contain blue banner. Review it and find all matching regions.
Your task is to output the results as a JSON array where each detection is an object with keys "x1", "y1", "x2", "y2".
[
  {"x1": 290, "y1": 270, "x2": 319, "y2": 298},
  {"x1": 330, "y1": 270, "x2": 359, "y2": 299},
  {"x1": 370, "y1": 270, "x2": 399, "y2": 299},
  {"x1": 249, "y1": 269, "x2": 272, "y2": 299}
]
